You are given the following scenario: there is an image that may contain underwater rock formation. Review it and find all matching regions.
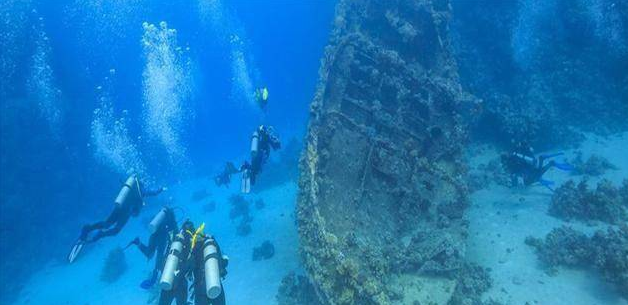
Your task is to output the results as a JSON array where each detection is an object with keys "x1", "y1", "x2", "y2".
[
  {"x1": 100, "y1": 247, "x2": 127, "y2": 283},
  {"x1": 297, "y1": 0, "x2": 477, "y2": 304},
  {"x1": 252, "y1": 240, "x2": 275, "y2": 261},
  {"x1": 570, "y1": 153, "x2": 618, "y2": 177},
  {"x1": 526, "y1": 225, "x2": 628, "y2": 299},
  {"x1": 277, "y1": 272, "x2": 324, "y2": 305},
  {"x1": 229, "y1": 194, "x2": 253, "y2": 236},
  {"x1": 549, "y1": 179, "x2": 628, "y2": 224}
]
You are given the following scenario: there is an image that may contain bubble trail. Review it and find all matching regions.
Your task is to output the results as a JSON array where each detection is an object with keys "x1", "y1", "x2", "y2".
[{"x1": 141, "y1": 21, "x2": 193, "y2": 166}]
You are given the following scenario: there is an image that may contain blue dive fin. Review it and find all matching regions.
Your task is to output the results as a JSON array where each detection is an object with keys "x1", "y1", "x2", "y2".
[
  {"x1": 140, "y1": 278, "x2": 156, "y2": 290},
  {"x1": 540, "y1": 152, "x2": 564, "y2": 159},
  {"x1": 539, "y1": 179, "x2": 555, "y2": 191},
  {"x1": 553, "y1": 162, "x2": 574, "y2": 172}
]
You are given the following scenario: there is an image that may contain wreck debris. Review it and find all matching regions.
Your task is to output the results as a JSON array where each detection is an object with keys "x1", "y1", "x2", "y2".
[{"x1": 296, "y1": 0, "x2": 477, "y2": 304}]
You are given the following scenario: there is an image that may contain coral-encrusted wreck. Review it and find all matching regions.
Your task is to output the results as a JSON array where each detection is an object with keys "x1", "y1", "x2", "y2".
[{"x1": 297, "y1": 0, "x2": 479, "y2": 304}]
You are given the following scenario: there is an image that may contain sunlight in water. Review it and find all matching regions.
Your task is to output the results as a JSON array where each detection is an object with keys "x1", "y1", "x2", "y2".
[
  {"x1": 27, "y1": 15, "x2": 63, "y2": 136},
  {"x1": 141, "y1": 21, "x2": 192, "y2": 167},
  {"x1": 90, "y1": 93, "x2": 147, "y2": 178}
]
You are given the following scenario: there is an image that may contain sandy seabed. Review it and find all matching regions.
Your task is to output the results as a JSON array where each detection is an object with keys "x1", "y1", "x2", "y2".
[{"x1": 12, "y1": 132, "x2": 628, "y2": 305}]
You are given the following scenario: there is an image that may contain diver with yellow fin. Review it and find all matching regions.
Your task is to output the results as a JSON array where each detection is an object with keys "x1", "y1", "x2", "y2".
[
  {"x1": 240, "y1": 125, "x2": 281, "y2": 193},
  {"x1": 158, "y1": 220, "x2": 228, "y2": 305},
  {"x1": 68, "y1": 174, "x2": 166, "y2": 263},
  {"x1": 254, "y1": 87, "x2": 269, "y2": 109}
]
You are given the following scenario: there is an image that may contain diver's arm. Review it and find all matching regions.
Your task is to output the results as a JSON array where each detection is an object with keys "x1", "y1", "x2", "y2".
[{"x1": 142, "y1": 186, "x2": 165, "y2": 197}]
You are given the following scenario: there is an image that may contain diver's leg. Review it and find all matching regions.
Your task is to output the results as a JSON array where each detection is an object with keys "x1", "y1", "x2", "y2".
[
  {"x1": 158, "y1": 289, "x2": 176, "y2": 305},
  {"x1": 80, "y1": 206, "x2": 121, "y2": 239},
  {"x1": 90, "y1": 211, "x2": 130, "y2": 242},
  {"x1": 174, "y1": 276, "x2": 189, "y2": 305}
]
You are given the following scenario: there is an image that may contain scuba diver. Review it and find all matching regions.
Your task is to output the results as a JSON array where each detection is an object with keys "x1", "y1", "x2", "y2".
[
  {"x1": 240, "y1": 125, "x2": 281, "y2": 193},
  {"x1": 68, "y1": 175, "x2": 166, "y2": 263},
  {"x1": 127, "y1": 207, "x2": 178, "y2": 289},
  {"x1": 254, "y1": 87, "x2": 269, "y2": 109},
  {"x1": 158, "y1": 220, "x2": 228, "y2": 305},
  {"x1": 214, "y1": 162, "x2": 239, "y2": 188},
  {"x1": 501, "y1": 142, "x2": 573, "y2": 190}
]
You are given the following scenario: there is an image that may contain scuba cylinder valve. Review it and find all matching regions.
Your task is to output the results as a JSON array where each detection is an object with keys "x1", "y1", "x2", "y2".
[
  {"x1": 149, "y1": 207, "x2": 168, "y2": 234},
  {"x1": 203, "y1": 238, "x2": 222, "y2": 299},
  {"x1": 160, "y1": 232, "x2": 184, "y2": 290}
]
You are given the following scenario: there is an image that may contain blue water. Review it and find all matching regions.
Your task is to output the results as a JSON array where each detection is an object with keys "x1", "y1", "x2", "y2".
[
  {"x1": 1, "y1": 0, "x2": 627, "y2": 304},
  {"x1": 1, "y1": 1, "x2": 334, "y2": 303}
]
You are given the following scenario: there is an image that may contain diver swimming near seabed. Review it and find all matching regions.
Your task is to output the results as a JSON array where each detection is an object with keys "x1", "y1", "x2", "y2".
[
  {"x1": 214, "y1": 162, "x2": 239, "y2": 188},
  {"x1": 240, "y1": 125, "x2": 281, "y2": 193},
  {"x1": 158, "y1": 220, "x2": 228, "y2": 305},
  {"x1": 254, "y1": 87, "x2": 269, "y2": 109},
  {"x1": 501, "y1": 142, "x2": 574, "y2": 191},
  {"x1": 68, "y1": 174, "x2": 166, "y2": 263},
  {"x1": 127, "y1": 207, "x2": 178, "y2": 289}
]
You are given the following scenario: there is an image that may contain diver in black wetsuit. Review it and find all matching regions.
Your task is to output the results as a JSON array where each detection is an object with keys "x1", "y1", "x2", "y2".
[
  {"x1": 79, "y1": 176, "x2": 166, "y2": 243},
  {"x1": 214, "y1": 162, "x2": 239, "y2": 188},
  {"x1": 240, "y1": 125, "x2": 281, "y2": 193},
  {"x1": 501, "y1": 142, "x2": 573, "y2": 190},
  {"x1": 69, "y1": 175, "x2": 166, "y2": 263},
  {"x1": 128, "y1": 207, "x2": 178, "y2": 289}
]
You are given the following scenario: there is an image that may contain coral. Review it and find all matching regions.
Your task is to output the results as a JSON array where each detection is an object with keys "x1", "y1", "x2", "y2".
[
  {"x1": 191, "y1": 188, "x2": 210, "y2": 202},
  {"x1": 296, "y1": 0, "x2": 478, "y2": 304},
  {"x1": 100, "y1": 247, "x2": 127, "y2": 283},
  {"x1": 252, "y1": 240, "x2": 275, "y2": 261},
  {"x1": 448, "y1": 263, "x2": 493, "y2": 305},
  {"x1": 570, "y1": 153, "x2": 618, "y2": 176},
  {"x1": 549, "y1": 179, "x2": 628, "y2": 224},
  {"x1": 526, "y1": 225, "x2": 628, "y2": 299},
  {"x1": 276, "y1": 272, "x2": 324, "y2": 305},
  {"x1": 229, "y1": 194, "x2": 253, "y2": 236},
  {"x1": 228, "y1": 194, "x2": 250, "y2": 219}
]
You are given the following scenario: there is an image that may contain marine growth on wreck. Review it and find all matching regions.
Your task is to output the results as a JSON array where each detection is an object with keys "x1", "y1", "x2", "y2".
[{"x1": 296, "y1": 0, "x2": 482, "y2": 304}]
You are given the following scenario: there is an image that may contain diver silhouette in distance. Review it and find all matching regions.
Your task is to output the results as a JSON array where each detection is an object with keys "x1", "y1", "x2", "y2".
[
  {"x1": 240, "y1": 125, "x2": 281, "y2": 193},
  {"x1": 501, "y1": 141, "x2": 573, "y2": 191},
  {"x1": 214, "y1": 162, "x2": 239, "y2": 188}
]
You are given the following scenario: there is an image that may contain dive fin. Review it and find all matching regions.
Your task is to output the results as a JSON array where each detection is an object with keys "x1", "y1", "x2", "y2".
[
  {"x1": 553, "y1": 162, "x2": 574, "y2": 172},
  {"x1": 140, "y1": 278, "x2": 156, "y2": 290},
  {"x1": 540, "y1": 152, "x2": 564, "y2": 159},
  {"x1": 68, "y1": 239, "x2": 85, "y2": 263},
  {"x1": 539, "y1": 179, "x2": 555, "y2": 192},
  {"x1": 241, "y1": 170, "x2": 251, "y2": 194}
]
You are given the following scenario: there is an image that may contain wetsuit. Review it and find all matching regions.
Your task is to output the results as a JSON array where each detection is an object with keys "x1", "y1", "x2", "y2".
[
  {"x1": 248, "y1": 127, "x2": 280, "y2": 185},
  {"x1": 131, "y1": 208, "x2": 178, "y2": 288},
  {"x1": 190, "y1": 236, "x2": 227, "y2": 305},
  {"x1": 81, "y1": 182, "x2": 163, "y2": 243}
]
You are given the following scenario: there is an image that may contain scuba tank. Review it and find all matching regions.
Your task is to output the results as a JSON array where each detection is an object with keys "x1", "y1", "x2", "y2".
[
  {"x1": 115, "y1": 175, "x2": 141, "y2": 207},
  {"x1": 203, "y1": 238, "x2": 222, "y2": 299},
  {"x1": 149, "y1": 207, "x2": 168, "y2": 234},
  {"x1": 160, "y1": 232, "x2": 185, "y2": 290},
  {"x1": 251, "y1": 130, "x2": 260, "y2": 154}
]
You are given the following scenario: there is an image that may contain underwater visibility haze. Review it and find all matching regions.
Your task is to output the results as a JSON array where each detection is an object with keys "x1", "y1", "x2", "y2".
[{"x1": 1, "y1": 0, "x2": 627, "y2": 305}]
